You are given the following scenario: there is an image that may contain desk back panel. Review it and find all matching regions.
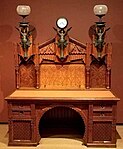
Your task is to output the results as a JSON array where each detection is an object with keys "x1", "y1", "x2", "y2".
[
  {"x1": 40, "y1": 64, "x2": 85, "y2": 89},
  {"x1": 15, "y1": 36, "x2": 112, "y2": 90}
]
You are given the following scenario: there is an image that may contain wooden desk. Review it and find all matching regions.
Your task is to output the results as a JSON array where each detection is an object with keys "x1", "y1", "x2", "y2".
[{"x1": 5, "y1": 90, "x2": 119, "y2": 147}]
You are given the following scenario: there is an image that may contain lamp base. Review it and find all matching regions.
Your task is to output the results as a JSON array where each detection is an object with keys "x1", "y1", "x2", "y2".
[
  {"x1": 95, "y1": 22, "x2": 105, "y2": 27},
  {"x1": 19, "y1": 22, "x2": 29, "y2": 27}
]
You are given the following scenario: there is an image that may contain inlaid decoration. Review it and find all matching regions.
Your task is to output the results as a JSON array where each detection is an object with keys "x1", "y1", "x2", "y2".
[
  {"x1": 90, "y1": 63, "x2": 106, "y2": 88},
  {"x1": 40, "y1": 64, "x2": 85, "y2": 89},
  {"x1": 20, "y1": 62, "x2": 36, "y2": 87}
]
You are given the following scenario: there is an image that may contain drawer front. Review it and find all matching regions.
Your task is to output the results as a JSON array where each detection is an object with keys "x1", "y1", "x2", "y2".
[
  {"x1": 93, "y1": 103, "x2": 113, "y2": 121},
  {"x1": 12, "y1": 103, "x2": 31, "y2": 110},
  {"x1": 93, "y1": 111, "x2": 112, "y2": 117},
  {"x1": 93, "y1": 104, "x2": 112, "y2": 112},
  {"x1": 10, "y1": 103, "x2": 32, "y2": 118},
  {"x1": 12, "y1": 110, "x2": 31, "y2": 116}
]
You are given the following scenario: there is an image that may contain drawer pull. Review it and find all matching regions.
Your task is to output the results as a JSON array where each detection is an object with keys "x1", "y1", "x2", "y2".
[
  {"x1": 20, "y1": 111, "x2": 24, "y2": 115},
  {"x1": 100, "y1": 105, "x2": 105, "y2": 109},
  {"x1": 19, "y1": 105, "x2": 24, "y2": 108},
  {"x1": 100, "y1": 112, "x2": 105, "y2": 116}
]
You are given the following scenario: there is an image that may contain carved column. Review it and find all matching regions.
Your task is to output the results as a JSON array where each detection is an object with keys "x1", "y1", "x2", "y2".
[
  {"x1": 85, "y1": 43, "x2": 91, "y2": 89},
  {"x1": 106, "y1": 43, "x2": 112, "y2": 89},
  {"x1": 15, "y1": 44, "x2": 20, "y2": 89}
]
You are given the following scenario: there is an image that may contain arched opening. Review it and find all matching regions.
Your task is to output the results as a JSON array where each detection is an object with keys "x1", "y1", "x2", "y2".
[{"x1": 39, "y1": 106, "x2": 85, "y2": 138}]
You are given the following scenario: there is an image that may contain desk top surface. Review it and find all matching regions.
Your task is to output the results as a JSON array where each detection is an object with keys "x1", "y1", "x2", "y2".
[{"x1": 5, "y1": 89, "x2": 119, "y2": 101}]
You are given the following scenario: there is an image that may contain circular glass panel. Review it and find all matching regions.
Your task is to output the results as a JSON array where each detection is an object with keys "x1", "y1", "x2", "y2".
[{"x1": 56, "y1": 17, "x2": 68, "y2": 29}]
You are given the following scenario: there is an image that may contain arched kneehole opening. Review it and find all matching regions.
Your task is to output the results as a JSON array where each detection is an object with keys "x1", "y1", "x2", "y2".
[{"x1": 39, "y1": 106, "x2": 85, "y2": 138}]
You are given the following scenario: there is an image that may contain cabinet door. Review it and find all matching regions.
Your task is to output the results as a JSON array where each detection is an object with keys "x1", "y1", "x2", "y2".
[
  {"x1": 12, "y1": 120, "x2": 32, "y2": 141},
  {"x1": 92, "y1": 121, "x2": 112, "y2": 142}
]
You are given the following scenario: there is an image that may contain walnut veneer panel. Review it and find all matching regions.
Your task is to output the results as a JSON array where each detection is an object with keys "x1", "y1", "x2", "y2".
[
  {"x1": 90, "y1": 63, "x2": 106, "y2": 88},
  {"x1": 20, "y1": 63, "x2": 36, "y2": 87},
  {"x1": 40, "y1": 64, "x2": 85, "y2": 89}
]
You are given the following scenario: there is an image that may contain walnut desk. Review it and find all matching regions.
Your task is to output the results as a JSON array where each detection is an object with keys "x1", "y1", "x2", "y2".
[
  {"x1": 5, "y1": 32, "x2": 119, "y2": 147},
  {"x1": 5, "y1": 89, "x2": 119, "y2": 147}
]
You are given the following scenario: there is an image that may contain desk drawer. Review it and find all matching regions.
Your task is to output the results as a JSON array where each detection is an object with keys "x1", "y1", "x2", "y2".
[
  {"x1": 93, "y1": 104, "x2": 112, "y2": 112},
  {"x1": 93, "y1": 111, "x2": 112, "y2": 117},
  {"x1": 12, "y1": 110, "x2": 31, "y2": 116},
  {"x1": 11, "y1": 103, "x2": 31, "y2": 111}
]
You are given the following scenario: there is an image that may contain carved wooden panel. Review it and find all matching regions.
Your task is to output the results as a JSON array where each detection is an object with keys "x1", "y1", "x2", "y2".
[
  {"x1": 39, "y1": 42, "x2": 55, "y2": 62},
  {"x1": 13, "y1": 120, "x2": 32, "y2": 140},
  {"x1": 38, "y1": 37, "x2": 86, "y2": 64},
  {"x1": 93, "y1": 122, "x2": 112, "y2": 141},
  {"x1": 20, "y1": 62, "x2": 36, "y2": 88},
  {"x1": 40, "y1": 64, "x2": 85, "y2": 89},
  {"x1": 90, "y1": 63, "x2": 106, "y2": 88},
  {"x1": 69, "y1": 42, "x2": 86, "y2": 62}
]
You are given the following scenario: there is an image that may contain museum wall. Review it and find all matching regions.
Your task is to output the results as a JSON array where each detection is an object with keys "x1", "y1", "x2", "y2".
[{"x1": 0, "y1": 0, "x2": 123, "y2": 123}]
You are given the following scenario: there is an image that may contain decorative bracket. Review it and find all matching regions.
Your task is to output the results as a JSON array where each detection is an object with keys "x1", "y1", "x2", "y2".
[{"x1": 16, "y1": 23, "x2": 35, "y2": 59}]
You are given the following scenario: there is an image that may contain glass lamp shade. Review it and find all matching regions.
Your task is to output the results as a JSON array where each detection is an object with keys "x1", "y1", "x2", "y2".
[
  {"x1": 93, "y1": 5, "x2": 108, "y2": 16},
  {"x1": 16, "y1": 5, "x2": 31, "y2": 16}
]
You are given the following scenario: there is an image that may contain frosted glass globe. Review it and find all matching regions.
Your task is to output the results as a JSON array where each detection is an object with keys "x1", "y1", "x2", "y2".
[
  {"x1": 16, "y1": 5, "x2": 31, "y2": 16},
  {"x1": 93, "y1": 5, "x2": 108, "y2": 16}
]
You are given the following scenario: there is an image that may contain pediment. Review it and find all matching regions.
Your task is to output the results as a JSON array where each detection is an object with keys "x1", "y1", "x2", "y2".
[
  {"x1": 38, "y1": 36, "x2": 86, "y2": 63},
  {"x1": 69, "y1": 37, "x2": 86, "y2": 54},
  {"x1": 39, "y1": 38, "x2": 55, "y2": 55}
]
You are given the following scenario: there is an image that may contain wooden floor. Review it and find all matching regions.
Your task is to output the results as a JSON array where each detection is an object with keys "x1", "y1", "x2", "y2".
[{"x1": 0, "y1": 124, "x2": 123, "y2": 149}]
